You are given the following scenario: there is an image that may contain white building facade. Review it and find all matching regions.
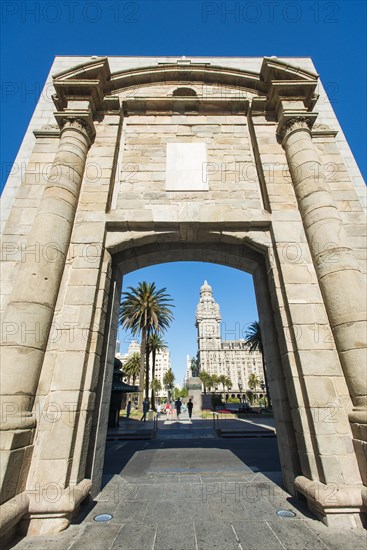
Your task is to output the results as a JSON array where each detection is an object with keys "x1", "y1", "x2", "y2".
[
  {"x1": 195, "y1": 281, "x2": 264, "y2": 392},
  {"x1": 117, "y1": 340, "x2": 171, "y2": 398},
  {"x1": 184, "y1": 354, "x2": 193, "y2": 386}
]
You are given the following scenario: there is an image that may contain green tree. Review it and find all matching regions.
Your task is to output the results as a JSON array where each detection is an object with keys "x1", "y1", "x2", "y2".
[
  {"x1": 248, "y1": 373, "x2": 261, "y2": 391},
  {"x1": 246, "y1": 390, "x2": 254, "y2": 404},
  {"x1": 218, "y1": 374, "x2": 227, "y2": 392},
  {"x1": 172, "y1": 386, "x2": 184, "y2": 401},
  {"x1": 163, "y1": 368, "x2": 175, "y2": 401},
  {"x1": 119, "y1": 282, "x2": 174, "y2": 408},
  {"x1": 245, "y1": 321, "x2": 271, "y2": 408},
  {"x1": 211, "y1": 374, "x2": 219, "y2": 391},
  {"x1": 218, "y1": 375, "x2": 232, "y2": 392},
  {"x1": 199, "y1": 370, "x2": 211, "y2": 394},
  {"x1": 225, "y1": 376, "x2": 233, "y2": 392},
  {"x1": 123, "y1": 352, "x2": 141, "y2": 386},
  {"x1": 180, "y1": 387, "x2": 189, "y2": 399},
  {"x1": 151, "y1": 377, "x2": 162, "y2": 397},
  {"x1": 206, "y1": 375, "x2": 214, "y2": 392},
  {"x1": 149, "y1": 333, "x2": 167, "y2": 410}
]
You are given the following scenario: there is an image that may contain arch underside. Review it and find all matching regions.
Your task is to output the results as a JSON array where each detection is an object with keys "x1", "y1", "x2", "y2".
[{"x1": 112, "y1": 239, "x2": 266, "y2": 276}]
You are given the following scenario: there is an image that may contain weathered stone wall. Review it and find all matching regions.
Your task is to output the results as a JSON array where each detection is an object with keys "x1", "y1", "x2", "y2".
[
  {"x1": 0, "y1": 56, "x2": 366, "y2": 538},
  {"x1": 115, "y1": 114, "x2": 262, "y2": 214}
]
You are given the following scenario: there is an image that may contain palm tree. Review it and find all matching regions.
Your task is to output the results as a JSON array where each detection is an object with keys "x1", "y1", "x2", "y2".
[
  {"x1": 199, "y1": 370, "x2": 211, "y2": 394},
  {"x1": 211, "y1": 374, "x2": 219, "y2": 392},
  {"x1": 163, "y1": 368, "x2": 175, "y2": 401},
  {"x1": 245, "y1": 321, "x2": 271, "y2": 408},
  {"x1": 149, "y1": 333, "x2": 167, "y2": 410},
  {"x1": 225, "y1": 376, "x2": 233, "y2": 392},
  {"x1": 248, "y1": 373, "x2": 261, "y2": 391},
  {"x1": 218, "y1": 375, "x2": 232, "y2": 392},
  {"x1": 206, "y1": 375, "x2": 214, "y2": 393},
  {"x1": 123, "y1": 352, "x2": 141, "y2": 386},
  {"x1": 119, "y1": 282, "x2": 174, "y2": 407},
  {"x1": 218, "y1": 374, "x2": 227, "y2": 392}
]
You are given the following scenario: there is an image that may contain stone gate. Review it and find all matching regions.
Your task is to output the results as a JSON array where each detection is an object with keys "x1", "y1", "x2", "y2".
[{"x1": 1, "y1": 56, "x2": 366, "y2": 537}]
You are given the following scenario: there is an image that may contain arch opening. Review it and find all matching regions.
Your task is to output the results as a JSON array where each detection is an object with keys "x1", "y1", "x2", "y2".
[{"x1": 87, "y1": 238, "x2": 301, "y2": 502}]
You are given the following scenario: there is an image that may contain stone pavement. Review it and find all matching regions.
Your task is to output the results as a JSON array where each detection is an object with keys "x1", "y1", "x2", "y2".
[{"x1": 9, "y1": 415, "x2": 367, "y2": 550}]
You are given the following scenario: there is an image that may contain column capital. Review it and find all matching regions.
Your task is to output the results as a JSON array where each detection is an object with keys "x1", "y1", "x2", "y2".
[
  {"x1": 277, "y1": 112, "x2": 318, "y2": 142},
  {"x1": 54, "y1": 112, "x2": 95, "y2": 143}
]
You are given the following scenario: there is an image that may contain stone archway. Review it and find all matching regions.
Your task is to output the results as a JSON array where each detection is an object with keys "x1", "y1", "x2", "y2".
[
  {"x1": 0, "y1": 56, "x2": 366, "y2": 539},
  {"x1": 87, "y1": 236, "x2": 300, "y2": 501}
]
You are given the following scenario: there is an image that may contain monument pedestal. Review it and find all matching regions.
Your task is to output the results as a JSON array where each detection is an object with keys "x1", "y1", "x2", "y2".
[{"x1": 186, "y1": 377, "x2": 203, "y2": 414}]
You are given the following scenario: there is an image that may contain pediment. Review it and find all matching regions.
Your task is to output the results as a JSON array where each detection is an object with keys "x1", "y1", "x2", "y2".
[{"x1": 52, "y1": 57, "x2": 319, "y2": 113}]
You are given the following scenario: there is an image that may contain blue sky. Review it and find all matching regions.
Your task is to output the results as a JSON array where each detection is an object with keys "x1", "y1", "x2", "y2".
[{"x1": 1, "y1": 1, "x2": 366, "y2": 382}]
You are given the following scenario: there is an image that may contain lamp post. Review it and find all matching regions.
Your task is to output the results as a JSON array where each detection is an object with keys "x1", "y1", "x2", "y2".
[{"x1": 238, "y1": 381, "x2": 243, "y2": 402}]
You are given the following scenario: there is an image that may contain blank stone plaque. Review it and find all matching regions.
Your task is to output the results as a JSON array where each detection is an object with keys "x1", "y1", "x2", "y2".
[{"x1": 165, "y1": 142, "x2": 208, "y2": 191}]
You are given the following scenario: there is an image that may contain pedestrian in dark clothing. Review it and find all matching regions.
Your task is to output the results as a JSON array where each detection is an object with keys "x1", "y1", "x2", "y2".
[
  {"x1": 187, "y1": 398, "x2": 193, "y2": 420},
  {"x1": 175, "y1": 398, "x2": 182, "y2": 420},
  {"x1": 141, "y1": 398, "x2": 149, "y2": 422},
  {"x1": 126, "y1": 400, "x2": 131, "y2": 421}
]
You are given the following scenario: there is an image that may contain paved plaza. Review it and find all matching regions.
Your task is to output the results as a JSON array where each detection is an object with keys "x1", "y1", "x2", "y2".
[{"x1": 8, "y1": 415, "x2": 367, "y2": 549}]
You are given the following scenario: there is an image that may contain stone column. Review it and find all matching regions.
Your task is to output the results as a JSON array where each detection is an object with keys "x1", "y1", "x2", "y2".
[
  {"x1": 280, "y1": 117, "x2": 367, "y2": 408},
  {"x1": 280, "y1": 116, "x2": 367, "y2": 492},
  {"x1": 0, "y1": 115, "x2": 94, "y2": 503}
]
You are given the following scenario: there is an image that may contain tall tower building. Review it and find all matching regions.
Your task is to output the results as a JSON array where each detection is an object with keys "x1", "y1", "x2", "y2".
[
  {"x1": 196, "y1": 281, "x2": 222, "y2": 372},
  {"x1": 195, "y1": 282, "x2": 263, "y2": 391}
]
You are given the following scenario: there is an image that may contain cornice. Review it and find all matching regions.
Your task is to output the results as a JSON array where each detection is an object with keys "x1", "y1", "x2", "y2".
[
  {"x1": 33, "y1": 124, "x2": 60, "y2": 138},
  {"x1": 109, "y1": 64, "x2": 266, "y2": 95},
  {"x1": 267, "y1": 80, "x2": 318, "y2": 111},
  {"x1": 260, "y1": 57, "x2": 319, "y2": 83},
  {"x1": 311, "y1": 123, "x2": 338, "y2": 138},
  {"x1": 51, "y1": 57, "x2": 321, "y2": 117}
]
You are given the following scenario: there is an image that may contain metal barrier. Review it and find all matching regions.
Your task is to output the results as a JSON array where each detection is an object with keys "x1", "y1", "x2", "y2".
[
  {"x1": 213, "y1": 411, "x2": 221, "y2": 430},
  {"x1": 153, "y1": 414, "x2": 159, "y2": 433}
]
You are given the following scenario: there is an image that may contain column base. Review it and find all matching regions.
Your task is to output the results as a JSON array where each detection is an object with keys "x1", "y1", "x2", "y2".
[
  {"x1": 21, "y1": 514, "x2": 70, "y2": 537},
  {"x1": 0, "y1": 481, "x2": 91, "y2": 543},
  {"x1": 349, "y1": 408, "x2": 367, "y2": 486},
  {"x1": 20, "y1": 478, "x2": 92, "y2": 536},
  {"x1": 0, "y1": 492, "x2": 29, "y2": 547},
  {"x1": 294, "y1": 476, "x2": 366, "y2": 528},
  {"x1": 0, "y1": 426, "x2": 35, "y2": 504}
]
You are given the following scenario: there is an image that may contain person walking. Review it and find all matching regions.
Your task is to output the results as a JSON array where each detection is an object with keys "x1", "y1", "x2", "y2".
[
  {"x1": 187, "y1": 398, "x2": 193, "y2": 421},
  {"x1": 126, "y1": 400, "x2": 131, "y2": 421},
  {"x1": 165, "y1": 402, "x2": 171, "y2": 419},
  {"x1": 175, "y1": 397, "x2": 182, "y2": 420},
  {"x1": 141, "y1": 398, "x2": 149, "y2": 422},
  {"x1": 157, "y1": 403, "x2": 161, "y2": 418}
]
